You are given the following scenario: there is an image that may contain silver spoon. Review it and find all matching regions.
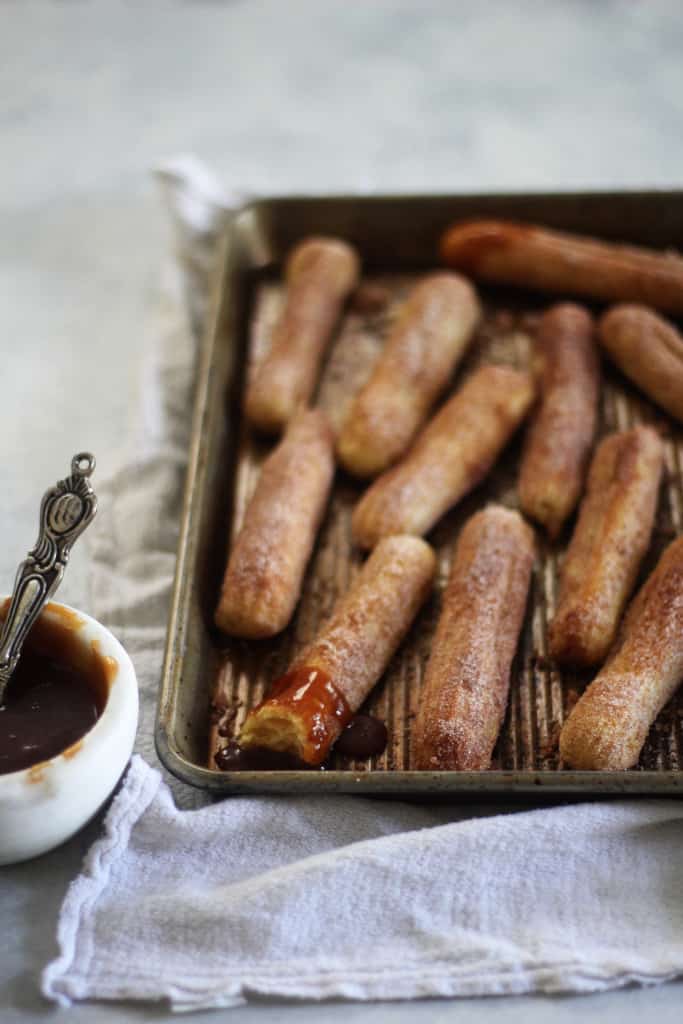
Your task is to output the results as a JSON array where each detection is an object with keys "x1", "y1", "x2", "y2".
[{"x1": 0, "y1": 453, "x2": 97, "y2": 704}]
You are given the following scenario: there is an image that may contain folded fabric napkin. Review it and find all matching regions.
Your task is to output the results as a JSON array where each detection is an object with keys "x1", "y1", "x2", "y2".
[
  {"x1": 42, "y1": 756, "x2": 683, "y2": 1010},
  {"x1": 42, "y1": 158, "x2": 683, "y2": 1010}
]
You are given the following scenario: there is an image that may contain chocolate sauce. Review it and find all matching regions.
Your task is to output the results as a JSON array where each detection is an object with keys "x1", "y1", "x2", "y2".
[
  {"x1": 336, "y1": 715, "x2": 388, "y2": 759},
  {"x1": 0, "y1": 649, "x2": 104, "y2": 774},
  {"x1": 215, "y1": 713, "x2": 388, "y2": 772},
  {"x1": 214, "y1": 740, "x2": 311, "y2": 772}
]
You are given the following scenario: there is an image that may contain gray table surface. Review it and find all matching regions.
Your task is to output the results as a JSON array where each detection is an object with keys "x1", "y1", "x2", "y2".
[{"x1": 2, "y1": 2, "x2": 683, "y2": 1020}]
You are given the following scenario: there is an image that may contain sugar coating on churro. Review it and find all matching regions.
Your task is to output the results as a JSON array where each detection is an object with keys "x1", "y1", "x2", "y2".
[
  {"x1": 352, "y1": 363, "x2": 535, "y2": 548},
  {"x1": 599, "y1": 304, "x2": 683, "y2": 424},
  {"x1": 560, "y1": 534, "x2": 683, "y2": 770},
  {"x1": 244, "y1": 236, "x2": 360, "y2": 433},
  {"x1": 337, "y1": 272, "x2": 481, "y2": 478},
  {"x1": 215, "y1": 408, "x2": 335, "y2": 638},
  {"x1": 294, "y1": 534, "x2": 436, "y2": 709},
  {"x1": 519, "y1": 302, "x2": 599, "y2": 538},
  {"x1": 239, "y1": 535, "x2": 436, "y2": 764},
  {"x1": 548, "y1": 425, "x2": 663, "y2": 667},
  {"x1": 413, "y1": 505, "x2": 534, "y2": 771}
]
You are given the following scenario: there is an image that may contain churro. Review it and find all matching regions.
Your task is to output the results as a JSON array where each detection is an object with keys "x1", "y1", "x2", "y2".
[
  {"x1": 215, "y1": 409, "x2": 335, "y2": 638},
  {"x1": 245, "y1": 236, "x2": 360, "y2": 433},
  {"x1": 599, "y1": 304, "x2": 683, "y2": 423},
  {"x1": 441, "y1": 219, "x2": 683, "y2": 315},
  {"x1": 519, "y1": 303, "x2": 600, "y2": 537},
  {"x1": 352, "y1": 364, "x2": 535, "y2": 548},
  {"x1": 414, "y1": 506, "x2": 534, "y2": 770},
  {"x1": 549, "y1": 426, "x2": 663, "y2": 667},
  {"x1": 560, "y1": 535, "x2": 683, "y2": 770},
  {"x1": 238, "y1": 535, "x2": 435, "y2": 765},
  {"x1": 337, "y1": 272, "x2": 481, "y2": 477}
]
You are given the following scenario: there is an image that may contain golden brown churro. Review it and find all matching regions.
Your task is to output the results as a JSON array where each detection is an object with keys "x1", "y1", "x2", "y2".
[
  {"x1": 238, "y1": 536, "x2": 436, "y2": 765},
  {"x1": 560, "y1": 535, "x2": 683, "y2": 770},
  {"x1": 440, "y1": 219, "x2": 683, "y2": 315},
  {"x1": 518, "y1": 303, "x2": 600, "y2": 537},
  {"x1": 245, "y1": 236, "x2": 360, "y2": 433},
  {"x1": 351, "y1": 364, "x2": 535, "y2": 548},
  {"x1": 413, "y1": 506, "x2": 534, "y2": 770},
  {"x1": 336, "y1": 272, "x2": 481, "y2": 477},
  {"x1": 548, "y1": 426, "x2": 663, "y2": 667},
  {"x1": 214, "y1": 409, "x2": 335, "y2": 638},
  {"x1": 599, "y1": 304, "x2": 683, "y2": 423}
]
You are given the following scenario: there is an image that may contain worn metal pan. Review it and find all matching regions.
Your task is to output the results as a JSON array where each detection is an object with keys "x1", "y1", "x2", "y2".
[{"x1": 156, "y1": 190, "x2": 683, "y2": 796}]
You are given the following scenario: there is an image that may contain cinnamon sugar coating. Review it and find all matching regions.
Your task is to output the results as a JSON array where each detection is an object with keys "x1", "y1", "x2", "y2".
[
  {"x1": 214, "y1": 409, "x2": 335, "y2": 638},
  {"x1": 413, "y1": 506, "x2": 534, "y2": 770},
  {"x1": 292, "y1": 535, "x2": 435, "y2": 711},
  {"x1": 352, "y1": 364, "x2": 535, "y2": 548},
  {"x1": 337, "y1": 272, "x2": 481, "y2": 478},
  {"x1": 518, "y1": 303, "x2": 600, "y2": 538},
  {"x1": 560, "y1": 534, "x2": 683, "y2": 770},
  {"x1": 599, "y1": 304, "x2": 683, "y2": 424},
  {"x1": 245, "y1": 236, "x2": 360, "y2": 433},
  {"x1": 549, "y1": 426, "x2": 663, "y2": 667}
]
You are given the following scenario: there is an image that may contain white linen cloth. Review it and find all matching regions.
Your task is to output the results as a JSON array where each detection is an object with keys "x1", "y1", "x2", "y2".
[
  {"x1": 42, "y1": 159, "x2": 683, "y2": 1010},
  {"x1": 42, "y1": 755, "x2": 683, "y2": 1010}
]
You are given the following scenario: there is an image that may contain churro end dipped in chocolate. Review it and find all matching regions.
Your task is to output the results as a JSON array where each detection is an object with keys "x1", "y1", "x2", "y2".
[
  {"x1": 549, "y1": 425, "x2": 663, "y2": 667},
  {"x1": 214, "y1": 408, "x2": 335, "y2": 638},
  {"x1": 337, "y1": 272, "x2": 481, "y2": 478},
  {"x1": 599, "y1": 304, "x2": 683, "y2": 424},
  {"x1": 352, "y1": 364, "x2": 535, "y2": 548},
  {"x1": 560, "y1": 535, "x2": 683, "y2": 770},
  {"x1": 518, "y1": 303, "x2": 600, "y2": 538},
  {"x1": 238, "y1": 535, "x2": 436, "y2": 765},
  {"x1": 440, "y1": 219, "x2": 683, "y2": 315},
  {"x1": 413, "y1": 506, "x2": 534, "y2": 771},
  {"x1": 245, "y1": 236, "x2": 360, "y2": 434}
]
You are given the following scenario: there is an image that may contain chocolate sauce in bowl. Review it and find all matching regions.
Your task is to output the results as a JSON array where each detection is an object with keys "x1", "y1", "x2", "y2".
[
  {"x1": 0, "y1": 602, "x2": 114, "y2": 776},
  {"x1": 0, "y1": 649, "x2": 104, "y2": 774}
]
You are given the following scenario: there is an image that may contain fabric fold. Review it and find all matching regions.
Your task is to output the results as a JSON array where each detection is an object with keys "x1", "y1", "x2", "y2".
[{"x1": 43, "y1": 757, "x2": 683, "y2": 1010}]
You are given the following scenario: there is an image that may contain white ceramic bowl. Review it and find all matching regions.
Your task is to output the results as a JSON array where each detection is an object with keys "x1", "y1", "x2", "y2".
[{"x1": 0, "y1": 600, "x2": 138, "y2": 865}]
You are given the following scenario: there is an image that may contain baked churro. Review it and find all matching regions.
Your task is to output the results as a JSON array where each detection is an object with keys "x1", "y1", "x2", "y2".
[
  {"x1": 214, "y1": 409, "x2": 335, "y2": 638},
  {"x1": 549, "y1": 426, "x2": 663, "y2": 667},
  {"x1": 560, "y1": 535, "x2": 683, "y2": 770},
  {"x1": 599, "y1": 304, "x2": 683, "y2": 423},
  {"x1": 413, "y1": 506, "x2": 534, "y2": 770},
  {"x1": 337, "y1": 272, "x2": 481, "y2": 477},
  {"x1": 518, "y1": 303, "x2": 600, "y2": 537},
  {"x1": 238, "y1": 535, "x2": 435, "y2": 766},
  {"x1": 245, "y1": 236, "x2": 360, "y2": 433},
  {"x1": 440, "y1": 219, "x2": 683, "y2": 315},
  {"x1": 351, "y1": 364, "x2": 535, "y2": 548}
]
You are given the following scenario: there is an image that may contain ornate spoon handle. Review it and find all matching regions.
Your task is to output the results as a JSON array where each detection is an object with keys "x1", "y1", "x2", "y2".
[{"x1": 0, "y1": 453, "x2": 97, "y2": 703}]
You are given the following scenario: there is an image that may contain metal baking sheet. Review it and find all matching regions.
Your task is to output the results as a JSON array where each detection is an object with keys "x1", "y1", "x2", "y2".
[{"x1": 156, "y1": 191, "x2": 683, "y2": 796}]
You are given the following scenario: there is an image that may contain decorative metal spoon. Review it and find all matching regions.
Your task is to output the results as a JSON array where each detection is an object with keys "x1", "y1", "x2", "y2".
[{"x1": 0, "y1": 453, "x2": 97, "y2": 704}]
